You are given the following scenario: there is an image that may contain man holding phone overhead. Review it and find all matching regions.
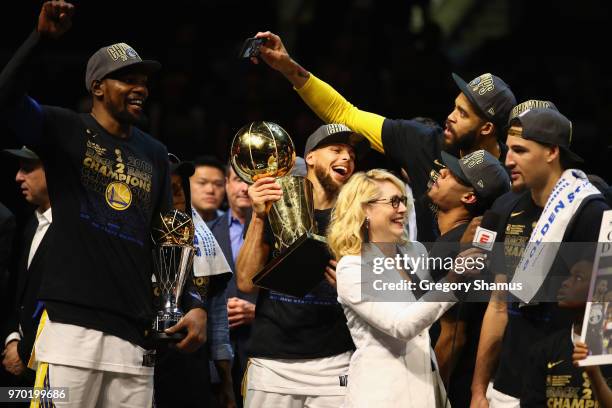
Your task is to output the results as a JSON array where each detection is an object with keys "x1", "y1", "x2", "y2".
[{"x1": 250, "y1": 31, "x2": 516, "y2": 243}]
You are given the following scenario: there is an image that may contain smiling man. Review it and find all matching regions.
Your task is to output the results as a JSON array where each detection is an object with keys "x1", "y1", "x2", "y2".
[
  {"x1": 0, "y1": 2, "x2": 206, "y2": 407},
  {"x1": 236, "y1": 124, "x2": 369, "y2": 408}
]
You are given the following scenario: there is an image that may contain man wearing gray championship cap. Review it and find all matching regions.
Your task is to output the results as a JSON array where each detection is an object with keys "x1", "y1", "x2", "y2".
[
  {"x1": 84, "y1": 43, "x2": 161, "y2": 92},
  {"x1": 0, "y1": 2, "x2": 207, "y2": 406},
  {"x1": 236, "y1": 123, "x2": 368, "y2": 408},
  {"x1": 303, "y1": 123, "x2": 369, "y2": 159}
]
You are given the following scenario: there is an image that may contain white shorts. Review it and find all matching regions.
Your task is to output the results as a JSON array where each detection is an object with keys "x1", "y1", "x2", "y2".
[
  {"x1": 244, "y1": 389, "x2": 344, "y2": 408},
  {"x1": 486, "y1": 382, "x2": 520, "y2": 408},
  {"x1": 243, "y1": 355, "x2": 350, "y2": 408},
  {"x1": 33, "y1": 362, "x2": 153, "y2": 408}
]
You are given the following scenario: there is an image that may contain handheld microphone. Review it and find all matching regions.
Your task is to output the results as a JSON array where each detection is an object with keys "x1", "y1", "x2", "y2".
[{"x1": 472, "y1": 210, "x2": 501, "y2": 252}]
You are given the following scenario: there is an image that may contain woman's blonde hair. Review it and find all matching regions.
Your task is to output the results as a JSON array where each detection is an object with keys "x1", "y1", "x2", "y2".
[{"x1": 327, "y1": 169, "x2": 411, "y2": 259}]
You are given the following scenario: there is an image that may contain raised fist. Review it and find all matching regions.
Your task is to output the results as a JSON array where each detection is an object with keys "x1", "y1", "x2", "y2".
[{"x1": 38, "y1": 1, "x2": 75, "y2": 39}]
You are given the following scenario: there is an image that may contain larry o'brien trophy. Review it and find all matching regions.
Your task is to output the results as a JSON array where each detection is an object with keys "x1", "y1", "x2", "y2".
[
  {"x1": 230, "y1": 121, "x2": 329, "y2": 297},
  {"x1": 151, "y1": 209, "x2": 195, "y2": 342}
]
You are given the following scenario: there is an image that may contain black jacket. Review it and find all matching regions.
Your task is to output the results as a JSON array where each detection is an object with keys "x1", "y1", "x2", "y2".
[
  {"x1": 7, "y1": 213, "x2": 52, "y2": 366},
  {"x1": 207, "y1": 212, "x2": 256, "y2": 383}
]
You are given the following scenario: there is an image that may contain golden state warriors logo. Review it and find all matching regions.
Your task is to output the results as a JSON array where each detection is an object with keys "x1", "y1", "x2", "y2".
[
  {"x1": 105, "y1": 181, "x2": 132, "y2": 211},
  {"x1": 194, "y1": 276, "x2": 210, "y2": 298}
]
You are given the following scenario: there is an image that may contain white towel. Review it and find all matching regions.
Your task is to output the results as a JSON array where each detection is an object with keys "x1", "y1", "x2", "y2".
[
  {"x1": 191, "y1": 208, "x2": 232, "y2": 277},
  {"x1": 511, "y1": 169, "x2": 600, "y2": 303}
]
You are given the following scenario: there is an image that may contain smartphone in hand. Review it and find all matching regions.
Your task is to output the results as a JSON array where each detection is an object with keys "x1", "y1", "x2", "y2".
[{"x1": 239, "y1": 37, "x2": 267, "y2": 58}]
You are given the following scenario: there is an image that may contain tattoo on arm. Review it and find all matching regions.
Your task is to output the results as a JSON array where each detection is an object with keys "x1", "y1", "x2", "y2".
[{"x1": 296, "y1": 63, "x2": 309, "y2": 78}]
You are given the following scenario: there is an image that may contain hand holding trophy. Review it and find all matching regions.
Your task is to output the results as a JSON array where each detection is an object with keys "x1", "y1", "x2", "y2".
[
  {"x1": 151, "y1": 209, "x2": 196, "y2": 342},
  {"x1": 230, "y1": 121, "x2": 328, "y2": 297}
]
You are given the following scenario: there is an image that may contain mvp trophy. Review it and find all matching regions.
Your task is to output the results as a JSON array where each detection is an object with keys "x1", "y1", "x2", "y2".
[
  {"x1": 151, "y1": 209, "x2": 195, "y2": 342},
  {"x1": 230, "y1": 121, "x2": 328, "y2": 297}
]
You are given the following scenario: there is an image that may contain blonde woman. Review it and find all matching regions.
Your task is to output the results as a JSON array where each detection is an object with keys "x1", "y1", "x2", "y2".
[{"x1": 328, "y1": 169, "x2": 458, "y2": 408}]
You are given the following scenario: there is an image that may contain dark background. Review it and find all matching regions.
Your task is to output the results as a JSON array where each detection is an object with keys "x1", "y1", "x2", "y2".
[{"x1": 1, "y1": 0, "x2": 610, "y2": 220}]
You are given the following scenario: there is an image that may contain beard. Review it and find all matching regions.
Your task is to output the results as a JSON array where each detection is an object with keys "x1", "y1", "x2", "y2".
[
  {"x1": 110, "y1": 103, "x2": 150, "y2": 130},
  {"x1": 314, "y1": 163, "x2": 341, "y2": 199},
  {"x1": 125, "y1": 111, "x2": 150, "y2": 129},
  {"x1": 443, "y1": 125, "x2": 478, "y2": 154}
]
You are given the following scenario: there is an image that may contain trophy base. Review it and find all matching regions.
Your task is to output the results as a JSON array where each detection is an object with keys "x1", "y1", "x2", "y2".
[
  {"x1": 253, "y1": 232, "x2": 329, "y2": 298},
  {"x1": 152, "y1": 311, "x2": 185, "y2": 344},
  {"x1": 150, "y1": 331, "x2": 187, "y2": 343}
]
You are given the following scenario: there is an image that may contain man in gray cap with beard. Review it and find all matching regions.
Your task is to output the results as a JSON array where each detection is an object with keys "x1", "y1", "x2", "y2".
[
  {"x1": 236, "y1": 123, "x2": 368, "y2": 408},
  {"x1": 0, "y1": 2, "x2": 206, "y2": 406}
]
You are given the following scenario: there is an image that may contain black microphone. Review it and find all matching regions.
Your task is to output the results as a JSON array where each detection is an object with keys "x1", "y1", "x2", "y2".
[{"x1": 472, "y1": 210, "x2": 501, "y2": 251}]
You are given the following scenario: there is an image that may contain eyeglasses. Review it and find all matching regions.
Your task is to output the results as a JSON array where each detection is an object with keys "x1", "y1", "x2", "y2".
[{"x1": 368, "y1": 195, "x2": 408, "y2": 209}]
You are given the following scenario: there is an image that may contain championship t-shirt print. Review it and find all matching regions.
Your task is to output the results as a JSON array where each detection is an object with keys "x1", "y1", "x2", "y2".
[{"x1": 80, "y1": 123, "x2": 155, "y2": 246}]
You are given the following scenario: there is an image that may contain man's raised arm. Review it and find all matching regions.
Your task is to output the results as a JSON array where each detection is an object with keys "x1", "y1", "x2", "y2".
[
  {"x1": 253, "y1": 31, "x2": 386, "y2": 153},
  {"x1": 0, "y1": 1, "x2": 74, "y2": 144}
]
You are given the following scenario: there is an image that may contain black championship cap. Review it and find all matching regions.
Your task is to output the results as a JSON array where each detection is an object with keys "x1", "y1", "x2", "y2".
[
  {"x1": 304, "y1": 124, "x2": 369, "y2": 159},
  {"x1": 441, "y1": 149, "x2": 511, "y2": 204},
  {"x1": 509, "y1": 99, "x2": 558, "y2": 122},
  {"x1": 509, "y1": 108, "x2": 583, "y2": 162},
  {"x1": 452, "y1": 73, "x2": 516, "y2": 127},
  {"x1": 85, "y1": 43, "x2": 161, "y2": 91},
  {"x1": 2, "y1": 145, "x2": 40, "y2": 161}
]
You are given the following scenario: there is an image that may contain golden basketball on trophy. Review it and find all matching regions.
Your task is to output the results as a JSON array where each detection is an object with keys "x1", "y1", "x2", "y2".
[{"x1": 230, "y1": 121, "x2": 296, "y2": 183}]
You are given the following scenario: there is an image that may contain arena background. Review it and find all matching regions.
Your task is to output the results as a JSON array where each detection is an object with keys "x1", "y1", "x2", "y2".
[{"x1": 1, "y1": 0, "x2": 610, "y2": 224}]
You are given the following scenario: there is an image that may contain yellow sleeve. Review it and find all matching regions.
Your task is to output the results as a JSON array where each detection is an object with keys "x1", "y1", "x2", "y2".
[{"x1": 295, "y1": 74, "x2": 385, "y2": 153}]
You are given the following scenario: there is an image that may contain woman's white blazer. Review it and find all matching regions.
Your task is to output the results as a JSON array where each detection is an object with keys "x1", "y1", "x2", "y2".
[{"x1": 336, "y1": 253, "x2": 456, "y2": 408}]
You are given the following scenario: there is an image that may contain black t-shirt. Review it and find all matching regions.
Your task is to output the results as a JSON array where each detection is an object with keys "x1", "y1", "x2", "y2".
[
  {"x1": 492, "y1": 191, "x2": 610, "y2": 397},
  {"x1": 427, "y1": 223, "x2": 469, "y2": 348},
  {"x1": 428, "y1": 223, "x2": 489, "y2": 407},
  {"x1": 248, "y1": 208, "x2": 355, "y2": 359},
  {"x1": 493, "y1": 191, "x2": 563, "y2": 396},
  {"x1": 429, "y1": 223, "x2": 468, "y2": 282},
  {"x1": 0, "y1": 31, "x2": 177, "y2": 347},
  {"x1": 522, "y1": 329, "x2": 612, "y2": 407},
  {"x1": 443, "y1": 225, "x2": 488, "y2": 408},
  {"x1": 381, "y1": 118, "x2": 508, "y2": 244},
  {"x1": 35, "y1": 109, "x2": 171, "y2": 347}
]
